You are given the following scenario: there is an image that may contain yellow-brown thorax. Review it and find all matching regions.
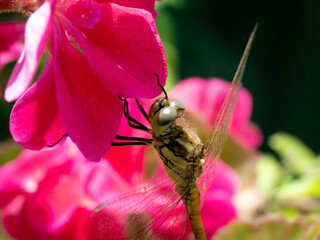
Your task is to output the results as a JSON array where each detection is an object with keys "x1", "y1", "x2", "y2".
[{"x1": 147, "y1": 97, "x2": 207, "y2": 240}]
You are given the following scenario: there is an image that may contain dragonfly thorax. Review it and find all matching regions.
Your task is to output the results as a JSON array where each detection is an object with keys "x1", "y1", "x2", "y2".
[{"x1": 148, "y1": 97, "x2": 204, "y2": 184}]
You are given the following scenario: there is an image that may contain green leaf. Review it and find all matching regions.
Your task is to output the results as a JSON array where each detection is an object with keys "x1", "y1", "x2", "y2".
[
  {"x1": 213, "y1": 221, "x2": 255, "y2": 240},
  {"x1": 304, "y1": 221, "x2": 320, "y2": 240},
  {"x1": 276, "y1": 207, "x2": 301, "y2": 220},
  {"x1": 219, "y1": 136, "x2": 258, "y2": 186},
  {"x1": 162, "y1": 42, "x2": 180, "y2": 90},
  {"x1": 0, "y1": 217, "x2": 10, "y2": 240},
  {"x1": 155, "y1": 8, "x2": 180, "y2": 90},
  {"x1": 268, "y1": 132, "x2": 316, "y2": 175},
  {"x1": 256, "y1": 154, "x2": 283, "y2": 197},
  {"x1": 155, "y1": 0, "x2": 187, "y2": 10},
  {"x1": 0, "y1": 140, "x2": 23, "y2": 165},
  {"x1": 214, "y1": 215, "x2": 309, "y2": 240},
  {"x1": 277, "y1": 175, "x2": 320, "y2": 199}
]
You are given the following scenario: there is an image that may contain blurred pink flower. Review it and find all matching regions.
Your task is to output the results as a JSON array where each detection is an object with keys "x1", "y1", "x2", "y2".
[
  {"x1": 0, "y1": 22, "x2": 24, "y2": 70},
  {"x1": 7, "y1": 0, "x2": 167, "y2": 162},
  {"x1": 0, "y1": 140, "x2": 130, "y2": 240},
  {"x1": 169, "y1": 77, "x2": 263, "y2": 149},
  {"x1": 84, "y1": 161, "x2": 240, "y2": 240},
  {"x1": 197, "y1": 161, "x2": 240, "y2": 238},
  {"x1": 0, "y1": 22, "x2": 24, "y2": 95},
  {"x1": 0, "y1": 141, "x2": 239, "y2": 240}
]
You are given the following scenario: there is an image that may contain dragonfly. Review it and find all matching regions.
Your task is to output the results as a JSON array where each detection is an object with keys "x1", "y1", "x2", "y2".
[{"x1": 83, "y1": 25, "x2": 258, "y2": 240}]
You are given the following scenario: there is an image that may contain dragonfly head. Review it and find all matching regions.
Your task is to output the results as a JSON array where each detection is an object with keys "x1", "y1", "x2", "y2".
[{"x1": 148, "y1": 98, "x2": 185, "y2": 135}]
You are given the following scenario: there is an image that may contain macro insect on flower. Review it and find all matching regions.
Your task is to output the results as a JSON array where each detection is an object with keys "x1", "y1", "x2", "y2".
[{"x1": 84, "y1": 25, "x2": 258, "y2": 240}]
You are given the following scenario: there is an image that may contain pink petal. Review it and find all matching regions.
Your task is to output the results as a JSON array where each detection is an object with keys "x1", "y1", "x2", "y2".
[
  {"x1": 0, "y1": 22, "x2": 25, "y2": 51},
  {"x1": 170, "y1": 78, "x2": 263, "y2": 149},
  {"x1": 0, "y1": 142, "x2": 92, "y2": 239},
  {"x1": 169, "y1": 78, "x2": 239, "y2": 125},
  {"x1": 94, "y1": 0, "x2": 158, "y2": 18},
  {"x1": 2, "y1": 205, "x2": 39, "y2": 240},
  {"x1": 67, "y1": 2, "x2": 167, "y2": 99},
  {"x1": 51, "y1": 26, "x2": 123, "y2": 162},
  {"x1": 233, "y1": 122, "x2": 263, "y2": 149},
  {"x1": 202, "y1": 162, "x2": 240, "y2": 236},
  {"x1": 25, "y1": 174, "x2": 85, "y2": 231},
  {"x1": 201, "y1": 194, "x2": 237, "y2": 237},
  {"x1": 71, "y1": 209, "x2": 93, "y2": 240},
  {"x1": 0, "y1": 42, "x2": 24, "y2": 69},
  {"x1": 4, "y1": 0, "x2": 56, "y2": 102},
  {"x1": 106, "y1": 99, "x2": 152, "y2": 183},
  {"x1": 210, "y1": 161, "x2": 241, "y2": 194},
  {"x1": 46, "y1": 208, "x2": 92, "y2": 240},
  {"x1": 169, "y1": 77, "x2": 208, "y2": 119},
  {"x1": 85, "y1": 160, "x2": 131, "y2": 203},
  {"x1": 0, "y1": 141, "x2": 74, "y2": 207},
  {"x1": 10, "y1": 59, "x2": 67, "y2": 151},
  {"x1": 0, "y1": 22, "x2": 25, "y2": 68}
]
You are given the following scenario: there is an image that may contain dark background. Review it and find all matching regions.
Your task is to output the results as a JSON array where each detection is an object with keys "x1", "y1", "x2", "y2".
[
  {"x1": 156, "y1": 0, "x2": 320, "y2": 152},
  {"x1": 1, "y1": 0, "x2": 319, "y2": 153}
]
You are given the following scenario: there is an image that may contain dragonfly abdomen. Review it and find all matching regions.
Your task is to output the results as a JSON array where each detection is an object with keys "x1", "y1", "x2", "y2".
[
  {"x1": 183, "y1": 185, "x2": 207, "y2": 240},
  {"x1": 153, "y1": 126, "x2": 207, "y2": 240}
]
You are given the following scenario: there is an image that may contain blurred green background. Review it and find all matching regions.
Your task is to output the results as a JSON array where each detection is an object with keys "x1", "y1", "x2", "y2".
[{"x1": 1, "y1": 0, "x2": 320, "y2": 153}]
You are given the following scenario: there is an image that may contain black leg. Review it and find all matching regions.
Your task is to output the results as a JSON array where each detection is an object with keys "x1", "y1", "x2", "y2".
[
  {"x1": 120, "y1": 97, "x2": 151, "y2": 132},
  {"x1": 111, "y1": 141, "x2": 152, "y2": 146},
  {"x1": 155, "y1": 73, "x2": 167, "y2": 99},
  {"x1": 47, "y1": 134, "x2": 69, "y2": 147},
  {"x1": 111, "y1": 135, "x2": 153, "y2": 147},
  {"x1": 115, "y1": 135, "x2": 152, "y2": 143},
  {"x1": 135, "y1": 99, "x2": 149, "y2": 120}
]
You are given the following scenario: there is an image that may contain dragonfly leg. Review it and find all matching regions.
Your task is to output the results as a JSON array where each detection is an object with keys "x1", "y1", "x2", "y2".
[
  {"x1": 135, "y1": 99, "x2": 148, "y2": 120},
  {"x1": 115, "y1": 135, "x2": 152, "y2": 142},
  {"x1": 155, "y1": 73, "x2": 167, "y2": 99},
  {"x1": 125, "y1": 74, "x2": 167, "y2": 120},
  {"x1": 119, "y1": 96, "x2": 151, "y2": 132},
  {"x1": 111, "y1": 141, "x2": 152, "y2": 146},
  {"x1": 111, "y1": 135, "x2": 153, "y2": 147},
  {"x1": 47, "y1": 133, "x2": 69, "y2": 147}
]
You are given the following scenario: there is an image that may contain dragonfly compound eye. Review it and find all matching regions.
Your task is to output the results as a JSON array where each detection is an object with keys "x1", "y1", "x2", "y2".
[
  {"x1": 157, "y1": 106, "x2": 178, "y2": 126},
  {"x1": 168, "y1": 99, "x2": 185, "y2": 117}
]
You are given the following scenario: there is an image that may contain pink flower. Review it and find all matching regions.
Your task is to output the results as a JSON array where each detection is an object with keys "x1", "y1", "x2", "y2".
[
  {"x1": 169, "y1": 77, "x2": 263, "y2": 149},
  {"x1": 93, "y1": 0, "x2": 159, "y2": 18},
  {"x1": 7, "y1": 0, "x2": 167, "y2": 161},
  {"x1": 0, "y1": 22, "x2": 24, "y2": 70},
  {"x1": 197, "y1": 161, "x2": 240, "y2": 238},
  {"x1": 0, "y1": 22, "x2": 24, "y2": 95},
  {"x1": 0, "y1": 140, "x2": 130, "y2": 240},
  {"x1": 0, "y1": 139, "x2": 239, "y2": 240}
]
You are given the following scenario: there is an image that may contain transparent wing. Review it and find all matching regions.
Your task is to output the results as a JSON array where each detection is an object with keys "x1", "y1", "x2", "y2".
[
  {"x1": 198, "y1": 25, "x2": 258, "y2": 203},
  {"x1": 84, "y1": 165, "x2": 191, "y2": 240}
]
